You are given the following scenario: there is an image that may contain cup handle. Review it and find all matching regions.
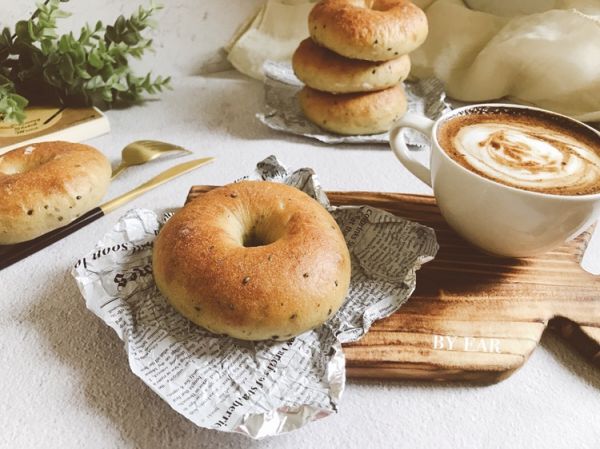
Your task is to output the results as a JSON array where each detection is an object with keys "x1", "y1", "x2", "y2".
[{"x1": 389, "y1": 113, "x2": 435, "y2": 187}]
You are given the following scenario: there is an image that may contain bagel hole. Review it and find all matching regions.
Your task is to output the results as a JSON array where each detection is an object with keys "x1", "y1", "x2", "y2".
[
  {"x1": 243, "y1": 229, "x2": 274, "y2": 248},
  {"x1": 242, "y1": 221, "x2": 284, "y2": 248}
]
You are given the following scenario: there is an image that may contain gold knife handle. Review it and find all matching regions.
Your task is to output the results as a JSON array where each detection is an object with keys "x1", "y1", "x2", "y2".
[
  {"x1": 0, "y1": 207, "x2": 104, "y2": 270},
  {"x1": 101, "y1": 157, "x2": 215, "y2": 214}
]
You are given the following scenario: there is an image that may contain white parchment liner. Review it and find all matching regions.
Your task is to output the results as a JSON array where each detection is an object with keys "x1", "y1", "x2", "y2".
[{"x1": 71, "y1": 157, "x2": 438, "y2": 438}]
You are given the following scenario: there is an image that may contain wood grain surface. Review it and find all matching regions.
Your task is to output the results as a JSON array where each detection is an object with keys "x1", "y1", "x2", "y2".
[{"x1": 187, "y1": 186, "x2": 600, "y2": 383}]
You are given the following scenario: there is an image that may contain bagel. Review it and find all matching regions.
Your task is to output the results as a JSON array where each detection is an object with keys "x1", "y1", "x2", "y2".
[
  {"x1": 309, "y1": 0, "x2": 428, "y2": 61},
  {"x1": 0, "y1": 141, "x2": 111, "y2": 244},
  {"x1": 293, "y1": 38, "x2": 411, "y2": 94},
  {"x1": 153, "y1": 181, "x2": 352, "y2": 341},
  {"x1": 299, "y1": 83, "x2": 407, "y2": 135}
]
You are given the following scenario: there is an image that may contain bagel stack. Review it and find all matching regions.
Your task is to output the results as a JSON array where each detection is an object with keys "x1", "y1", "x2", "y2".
[{"x1": 292, "y1": 0, "x2": 428, "y2": 135}]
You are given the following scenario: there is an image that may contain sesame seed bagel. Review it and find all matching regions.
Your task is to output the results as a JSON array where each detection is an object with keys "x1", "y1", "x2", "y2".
[
  {"x1": 309, "y1": 0, "x2": 428, "y2": 61},
  {"x1": 299, "y1": 83, "x2": 407, "y2": 135},
  {"x1": 0, "y1": 141, "x2": 111, "y2": 244},
  {"x1": 293, "y1": 38, "x2": 411, "y2": 94},
  {"x1": 152, "y1": 181, "x2": 351, "y2": 341}
]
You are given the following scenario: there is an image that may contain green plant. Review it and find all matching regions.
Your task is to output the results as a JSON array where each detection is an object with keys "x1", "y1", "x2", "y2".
[{"x1": 0, "y1": 0, "x2": 171, "y2": 122}]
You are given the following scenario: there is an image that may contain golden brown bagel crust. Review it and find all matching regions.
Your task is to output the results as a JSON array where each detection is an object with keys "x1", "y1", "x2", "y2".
[
  {"x1": 153, "y1": 181, "x2": 351, "y2": 341},
  {"x1": 309, "y1": 0, "x2": 428, "y2": 61},
  {"x1": 293, "y1": 38, "x2": 411, "y2": 93},
  {"x1": 0, "y1": 141, "x2": 111, "y2": 244},
  {"x1": 299, "y1": 83, "x2": 407, "y2": 135}
]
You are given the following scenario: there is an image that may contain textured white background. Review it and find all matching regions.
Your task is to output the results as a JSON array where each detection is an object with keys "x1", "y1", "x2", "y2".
[{"x1": 1, "y1": 1, "x2": 599, "y2": 448}]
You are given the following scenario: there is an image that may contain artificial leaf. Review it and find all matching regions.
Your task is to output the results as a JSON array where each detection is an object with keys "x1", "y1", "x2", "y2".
[{"x1": 0, "y1": 0, "x2": 169, "y2": 122}]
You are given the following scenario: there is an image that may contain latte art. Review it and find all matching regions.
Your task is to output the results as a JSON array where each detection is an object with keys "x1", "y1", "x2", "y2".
[{"x1": 438, "y1": 113, "x2": 600, "y2": 195}]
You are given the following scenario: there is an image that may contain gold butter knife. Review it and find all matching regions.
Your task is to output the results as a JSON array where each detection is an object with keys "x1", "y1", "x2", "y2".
[{"x1": 0, "y1": 157, "x2": 215, "y2": 270}]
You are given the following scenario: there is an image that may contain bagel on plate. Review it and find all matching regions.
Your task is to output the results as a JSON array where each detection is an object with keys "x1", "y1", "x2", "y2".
[
  {"x1": 309, "y1": 0, "x2": 428, "y2": 61},
  {"x1": 299, "y1": 83, "x2": 408, "y2": 135},
  {"x1": 153, "y1": 181, "x2": 352, "y2": 341},
  {"x1": 0, "y1": 141, "x2": 111, "y2": 244},
  {"x1": 293, "y1": 38, "x2": 411, "y2": 94}
]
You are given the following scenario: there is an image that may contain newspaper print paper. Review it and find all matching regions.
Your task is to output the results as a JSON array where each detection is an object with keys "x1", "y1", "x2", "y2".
[
  {"x1": 72, "y1": 157, "x2": 438, "y2": 438},
  {"x1": 256, "y1": 60, "x2": 452, "y2": 145}
]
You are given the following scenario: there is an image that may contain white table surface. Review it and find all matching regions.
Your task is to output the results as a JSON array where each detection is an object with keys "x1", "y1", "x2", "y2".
[{"x1": 2, "y1": 1, "x2": 600, "y2": 448}]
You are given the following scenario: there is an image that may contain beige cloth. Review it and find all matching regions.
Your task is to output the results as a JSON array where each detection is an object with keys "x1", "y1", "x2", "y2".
[
  {"x1": 226, "y1": 0, "x2": 317, "y2": 80},
  {"x1": 227, "y1": 0, "x2": 600, "y2": 122},
  {"x1": 411, "y1": 0, "x2": 600, "y2": 121}
]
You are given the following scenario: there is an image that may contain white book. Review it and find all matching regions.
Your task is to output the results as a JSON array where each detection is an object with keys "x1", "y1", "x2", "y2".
[{"x1": 0, "y1": 106, "x2": 110, "y2": 154}]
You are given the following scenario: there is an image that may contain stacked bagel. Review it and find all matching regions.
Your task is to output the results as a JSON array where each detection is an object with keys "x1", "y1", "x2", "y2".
[{"x1": 292, "y1": 0, "x2": 428, "y2": 135}]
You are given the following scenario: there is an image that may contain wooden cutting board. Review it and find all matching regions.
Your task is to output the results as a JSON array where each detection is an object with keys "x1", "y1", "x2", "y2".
[{"x1": 187, "y1": 186, "x2": 600, "y2": 383}]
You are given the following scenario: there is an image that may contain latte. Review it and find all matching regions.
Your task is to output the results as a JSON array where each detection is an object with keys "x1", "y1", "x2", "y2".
[{"x1": 437, "y1": 110, "x2": 600, "y2": 195}]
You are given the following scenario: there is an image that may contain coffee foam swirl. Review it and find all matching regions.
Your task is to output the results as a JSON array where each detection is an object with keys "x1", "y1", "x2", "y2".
[{"x1": 452, "y1": 121, "x2": 600, "y2": 195}]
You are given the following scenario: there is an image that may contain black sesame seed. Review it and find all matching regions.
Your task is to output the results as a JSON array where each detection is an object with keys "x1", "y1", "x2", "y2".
[
  {"x1": 328, "y1": 308, "x2": 332, "y2": 315},
  {"x1": 58, "y1": 216, "x2": 63, "y2": 221},
  {"x1": 394, "y1": 52, "x2": 398, "y2": 55},
  {"x1": 372, "y1": 69, "x2": 376, "y2": 74},
  {"x1": 271, "y1": 335, "x2": 279, "y2": 340},
  {"x1": 76, "y1": 195, "x2": 82, "y2": 200},
  {"x1": 303, "y1": 273, "x2": 309, "y2": 278},
  {"x1": 290, "y1": 313, "x2": 297, "y2": 320},
  {"x1": 374, "y1": 39, "x2": 378, "y2": 44},
  {"x1": 44, "y1": 205, "x2": 49, "y2": 209},
  {"x1": 387, "y1": 47, "x2": 392, "y2": 51},
  {"x1": 230, "y1": 192, "x2": 238, "y2": 198},
  {"x1": 27, "y1": 209, "x2": 33, "y2": 216},
  {"x1": 194, "y1": 306, "x2": 201, "y2": 312},
  {"x1": 334, "y1": 280, "x2": 338, "y2": 287}
]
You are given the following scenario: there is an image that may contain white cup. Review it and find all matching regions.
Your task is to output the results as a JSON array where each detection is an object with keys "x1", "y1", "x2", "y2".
[{"x1": 389, "y1": 103, "x2": 600, "y2": 257}]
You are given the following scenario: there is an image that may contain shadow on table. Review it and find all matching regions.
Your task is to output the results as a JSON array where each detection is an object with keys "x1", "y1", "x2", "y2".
[
  {"x1": 194, "y1": 71, "x2": 391, "y2": 152},
  {"x1": 539, "y1": 331, "x2": 600, "y2": 390}
]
